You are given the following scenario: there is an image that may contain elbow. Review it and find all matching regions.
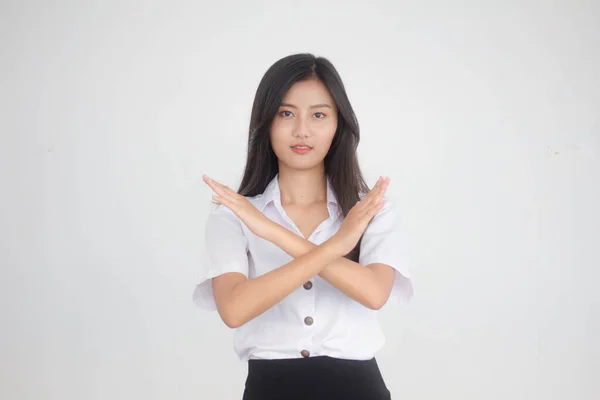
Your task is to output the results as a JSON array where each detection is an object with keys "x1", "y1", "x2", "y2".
[
  {"x1": 366, "y1": 299, "x2": 385, "y2": 311},
  {"x1": 219, "y1": 309, "x2": 245, "y2": 329},
  {"x1": 365, "y1": 293, "x2": 389, "y2": 310},
  {"x1": 218, "y1": 303, "x2": 247, "y2": 329},
  {"x1": 214, "y1": 280, "x2": 249, "y2": 329},
  {"x1": 223, "y1": 317, "x2": 243, "y2": 329}
]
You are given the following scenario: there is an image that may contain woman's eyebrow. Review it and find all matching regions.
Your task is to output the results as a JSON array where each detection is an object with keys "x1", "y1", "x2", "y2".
[{"x1": 280, "y1": 102, "x2": 332, "y2": 109}]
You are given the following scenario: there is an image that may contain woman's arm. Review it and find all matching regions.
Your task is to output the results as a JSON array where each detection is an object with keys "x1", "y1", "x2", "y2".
[
  {"x1": 267, "y1": 220, "x2": 395, "y2": 310},
  {"x1": 265, "y1": 177, "x2": 396, "y2": 309},
  {"x1": 203, "y1": 175, "x2": 385, "y2": 327},
  {"x1": 212, "y1": 237, "x2": 343, "y2": 328}
]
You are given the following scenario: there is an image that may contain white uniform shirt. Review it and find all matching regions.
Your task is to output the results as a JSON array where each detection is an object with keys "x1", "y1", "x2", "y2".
[{"x1": 193, "y1": 174, "x2": 413, "y2": 361}]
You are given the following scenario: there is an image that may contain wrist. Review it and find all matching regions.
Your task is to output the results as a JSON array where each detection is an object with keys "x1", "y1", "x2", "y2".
[{"x1": 322, "y1": 235, "x2": 348, "y2": 259}]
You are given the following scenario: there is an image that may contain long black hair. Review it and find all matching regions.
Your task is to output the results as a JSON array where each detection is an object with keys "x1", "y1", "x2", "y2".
[{"x1": 237, "y1": 53, "x2": 369, "y2": 260}]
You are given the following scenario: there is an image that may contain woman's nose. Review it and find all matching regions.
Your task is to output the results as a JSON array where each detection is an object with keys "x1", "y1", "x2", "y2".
[{"x1": 293, "y1": 117, "x2": 309, "y2": 138}]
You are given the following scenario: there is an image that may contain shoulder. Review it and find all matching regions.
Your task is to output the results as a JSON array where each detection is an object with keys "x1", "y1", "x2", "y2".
[
  {"x1": 205, "y1": 204, "x2": 243, "y2": 234},
  {"x1": 208, "y1": 203, "x2": 237, "y2": 220}
]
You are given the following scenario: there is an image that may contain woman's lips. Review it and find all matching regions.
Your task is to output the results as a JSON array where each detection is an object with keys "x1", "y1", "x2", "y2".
[{"x1": 290, "y1": 146, "x2": 312, "y2": 154}]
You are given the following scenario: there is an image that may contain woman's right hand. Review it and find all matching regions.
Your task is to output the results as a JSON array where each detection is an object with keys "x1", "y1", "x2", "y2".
[
  {"x1": 329, "y1": 176, "x2": 390, "y2": 255},
  {"x1": 202, "y1": 174, "x2": 278, "y2": 240}
]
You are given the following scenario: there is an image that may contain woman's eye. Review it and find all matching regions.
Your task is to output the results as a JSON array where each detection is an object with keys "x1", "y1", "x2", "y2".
[{"x1": 278, "y1": 110, "x2": 325, "y2": 119}]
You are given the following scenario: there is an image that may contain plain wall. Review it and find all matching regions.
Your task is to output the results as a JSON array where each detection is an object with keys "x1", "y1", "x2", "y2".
[{"x1": 1, "y1": 1, "x2": 598, "y2": 399}]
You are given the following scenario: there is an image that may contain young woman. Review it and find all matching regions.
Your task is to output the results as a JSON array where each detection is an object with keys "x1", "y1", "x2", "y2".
[{"x1": 193, "y1": 53, "x2": 413, "y2": 400}]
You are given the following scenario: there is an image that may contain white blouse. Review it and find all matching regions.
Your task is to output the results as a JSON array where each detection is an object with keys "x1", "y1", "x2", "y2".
[{"x1": 193, "y1": 174, "x2": 413, "y2": 361}]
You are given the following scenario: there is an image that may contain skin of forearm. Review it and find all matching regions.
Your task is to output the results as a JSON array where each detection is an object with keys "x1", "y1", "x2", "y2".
[
  {"x1": 223, "y1": 237, "x2": 344, "y2": 328},
  {"x1": 265, "y1": 223, "x2": 390, "y2": 310}
]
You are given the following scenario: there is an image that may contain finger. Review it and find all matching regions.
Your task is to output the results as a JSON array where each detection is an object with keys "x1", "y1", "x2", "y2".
[
  {"x1": 210, "y1": 179, "x2": 241, "y2": 200},
  {"x1": 368, "y1": 177, "x2": 388, "y2": 204},
  {"x1": 376, "y1": 176, "x2": 389, "y2": 192},
  {"x1": 203, "y1": 175, "x2": 226, "y2": 190},
  {"x1": 368, "y1": 187, "x2": 386, "y2": 211},
  {"x1": 363, "y1": 177, "x2": 383, "y2": 204},
  {"x1": 373, "y1": 177, "x2": 389, "y2": 199},
  {"x1": 366, "y1": 199, "x2": 385, "y2": 219},
  {"x1": 211, "y1": 179, "x2": 230, "y2": 192},
  {"x1": 372, "y1": 176, "x2": 383, "y2": 192},
  {"x1": 356, "y1": 179, "x2": 382, "y2": 216},
  {"x1": 378, "y1": 177, "x2": 390, "y2": 197},
  {"x1": 204, "y1": 176, "x2": 236, "y2": 199},
  {"x1": 212, "y1": 194, "x2": 234, "y2": 209},
  {"x1": 203, "y1": 175, "x2": 223, "y2": 194}
]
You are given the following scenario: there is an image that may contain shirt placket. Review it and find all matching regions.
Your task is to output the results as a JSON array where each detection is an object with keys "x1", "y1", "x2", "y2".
[{"x1": 273, "y1": 201, "x2": 335, "y2": 358}]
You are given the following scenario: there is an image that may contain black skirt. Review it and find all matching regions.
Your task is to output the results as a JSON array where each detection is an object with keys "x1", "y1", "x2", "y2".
[{"x1": 242, "y1": 356, "x2": 391, "y2": 400}]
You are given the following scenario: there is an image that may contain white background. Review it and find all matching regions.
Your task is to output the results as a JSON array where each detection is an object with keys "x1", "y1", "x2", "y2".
[{"x1": 1, "y1": 1, "x2": 599, "y2": 399}]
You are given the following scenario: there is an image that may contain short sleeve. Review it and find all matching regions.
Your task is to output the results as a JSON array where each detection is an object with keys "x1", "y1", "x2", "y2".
[
  {"x1": 192, "y1": 205, "x2": 249, "y2": 311},
  {"x1": 359, "y1": 197, "x2": 414, "y2": 306}
]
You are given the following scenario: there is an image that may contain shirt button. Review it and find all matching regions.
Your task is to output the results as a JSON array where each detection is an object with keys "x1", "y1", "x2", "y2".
[
  {"x1": 301, "y1": 350, "x2": 310, "y2": 358},
  {"x1": 304, "y1": 316, "x2": 314, "y2": 326},
  {"x1": 303, "y1": 281, "x2": 313, "y2": 290}
]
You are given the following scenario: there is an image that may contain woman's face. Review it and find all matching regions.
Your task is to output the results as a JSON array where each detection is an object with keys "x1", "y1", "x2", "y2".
[{"x1": 270, "y1": 79, "x2": 338, "y2": 172}]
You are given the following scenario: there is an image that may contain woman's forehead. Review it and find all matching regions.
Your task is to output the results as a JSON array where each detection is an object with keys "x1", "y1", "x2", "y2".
[{"x1": 282, "y1": 79, "x2": 335, "y2": 106}]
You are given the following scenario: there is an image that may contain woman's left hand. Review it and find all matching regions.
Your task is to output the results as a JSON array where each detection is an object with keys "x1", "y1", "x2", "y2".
[{"x1": 202, "y1": 175, "x2": 276, "y2": 239}]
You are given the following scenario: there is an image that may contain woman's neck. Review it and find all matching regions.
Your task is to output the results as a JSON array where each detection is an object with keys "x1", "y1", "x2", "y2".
[{"x1": 277, "y1": 165, "x2": 327, "y2": 207}]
